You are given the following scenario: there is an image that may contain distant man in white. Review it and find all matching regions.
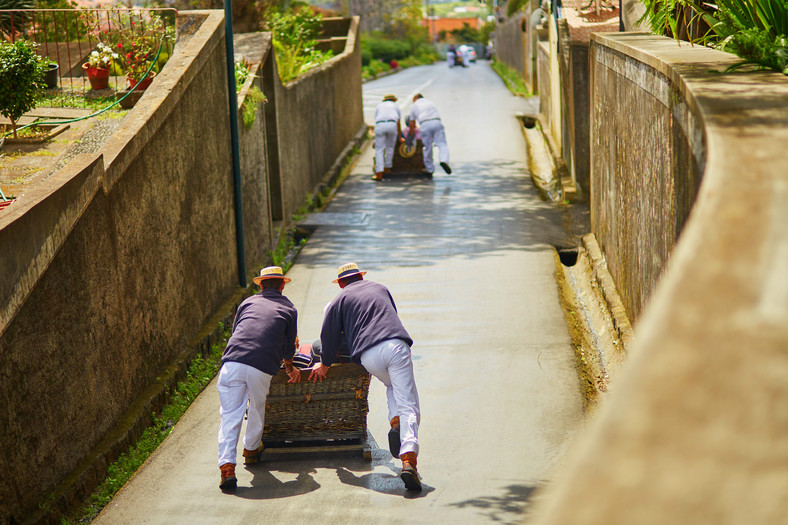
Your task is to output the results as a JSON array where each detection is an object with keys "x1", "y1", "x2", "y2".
[
  {"x1": 458, "y1": 44, "x2": 472, "y2": 67},
  {"x1": 407, "y1": 94, "x2": 451, "y2": 175},
  {"x1": 372, "y1": 94, "x2": 403, "y2": 180},
  {"x1": 447, "y1": 44, "x2": 457, "y2": 67}
]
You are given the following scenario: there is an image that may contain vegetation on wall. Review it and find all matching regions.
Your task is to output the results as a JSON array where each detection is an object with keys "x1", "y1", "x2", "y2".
[
  {"x1": 491, "y1": 59, "x2": 531, "y2": 97},
  {"x1": 639, "y1": 0, "x2": 788, "y2": 75},
  {"x1": 264, "y1": 6, "x2": 334, "y2": 82},
  {"x1": 507, "y1": 0, "x2": 528, "y2": 17}
]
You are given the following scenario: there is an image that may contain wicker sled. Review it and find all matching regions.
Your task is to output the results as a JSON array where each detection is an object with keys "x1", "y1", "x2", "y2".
[{"x1": 262, "y1": 363, "x2": 372, "y2": 459}]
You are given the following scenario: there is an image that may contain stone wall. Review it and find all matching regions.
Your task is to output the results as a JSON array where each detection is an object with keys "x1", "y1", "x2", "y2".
[
  {"x1": 0, "y1": 12, "x2": 363, "y2": 523},
  {"x1": 493, "y1": 13, "x2": 531, "y2": 88},
  {"x1": 267, "y1": 16, "x2": 364, "y2": 224},
  {"x1": 234, "y1": 32, "x2": 275, "y2": 259},
  {"x1": 0, "y1": 12, "x2": 243, "y2": 522},
  {"x1": 529, "y1": 33, "x2": 788, "y2": 523},
  {"x1": 588, "y1": 34, "x2": 703, "y2": 321}
]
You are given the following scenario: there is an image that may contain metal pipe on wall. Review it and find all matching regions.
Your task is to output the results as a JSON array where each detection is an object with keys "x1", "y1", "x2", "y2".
[{"x1": 223, "y1": 0, "x2": 248, "y2": 287}]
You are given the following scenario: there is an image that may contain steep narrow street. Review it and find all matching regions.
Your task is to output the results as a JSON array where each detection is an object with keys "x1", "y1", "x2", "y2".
[{"x1": 94, "y1": 61, "x2": 585, "y2": 524}]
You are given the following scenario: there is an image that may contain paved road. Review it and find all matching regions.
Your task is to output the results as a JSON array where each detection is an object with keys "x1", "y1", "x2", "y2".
[{"x1": 94, "y1": 61, "x2": 583, "y2": 525}]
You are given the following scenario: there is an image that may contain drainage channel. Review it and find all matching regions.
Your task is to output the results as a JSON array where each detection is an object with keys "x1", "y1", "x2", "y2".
[{"x1": 517, "y1": 114, "x2": 562, "y2": 202}]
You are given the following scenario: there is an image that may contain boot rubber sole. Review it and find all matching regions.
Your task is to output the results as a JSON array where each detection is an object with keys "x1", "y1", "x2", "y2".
[
  {"x1": 388, "y1": 427, "x2": 401, "y2": 459},
  {"x1": 400, "y1": 469, "x2": 422, "y2": 492},
  {"x1": 219, "y1": 476, "x2": 237, "y2": 493}
]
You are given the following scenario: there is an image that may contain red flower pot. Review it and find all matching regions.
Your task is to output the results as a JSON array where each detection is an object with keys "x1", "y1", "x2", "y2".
[
  {"x1": 82, "y1": 63, "x2": 110, "y2": 90},
  {"x1": 127, "y1": 71, "x2": 156, "y2": 91}
]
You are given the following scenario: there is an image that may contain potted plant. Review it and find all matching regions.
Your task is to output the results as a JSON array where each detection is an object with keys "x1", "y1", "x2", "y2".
[
  {"x1": 0, "y1": 39, "x2": 46, "y2": 139},
  {"x1": 82, "y1": 42, "x2": 119, "y2": 90},
  {"x1": 114, "y1": 13, "x2": 174, "y2": 91}
]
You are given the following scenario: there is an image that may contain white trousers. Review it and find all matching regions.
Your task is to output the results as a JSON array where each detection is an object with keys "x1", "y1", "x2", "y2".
[
  {"x1": 360, "y1": 339, "x2": 420, "y2": 456},
  {"x1": 374, "y1": 121, "x2": 398, "y2": 172},
  {"x1": 217, "y1": 361, "x2": 273, "y2": 466},
  {"x1": 447, "y1": 51, "x2": 455, "y2": 67},
  {"x1": 419, "y1": 119, "x2": 450, "y2": 174}
]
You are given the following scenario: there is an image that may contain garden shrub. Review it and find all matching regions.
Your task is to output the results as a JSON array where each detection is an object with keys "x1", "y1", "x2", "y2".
[
  {"x1": 361, "y1": 33, "x2": 412, "y2": 64},
  {"x1": 0, "y1": 39, "x2": 46, "y2": 138}
]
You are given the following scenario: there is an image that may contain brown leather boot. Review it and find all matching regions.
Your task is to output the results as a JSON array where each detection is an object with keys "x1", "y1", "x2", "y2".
[
  {"x1": 219, "y1": 463, "x2": 237, "y2": 492},
  {"x1": 400, "y1": 452, "x2": 422, "y2": 492},
  {"x1": 388, "y1": 416, "x2": 401, "y2": 459},
  {"x1": 242, "y1": 442, "x2": 264, "y2": 465}
]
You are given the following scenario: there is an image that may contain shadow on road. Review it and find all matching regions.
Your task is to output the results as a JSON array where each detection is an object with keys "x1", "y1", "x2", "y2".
[
  {"x1": 234, "y1": 468, "x2": 321, "y2": 500},
  {"x1": 449, "y1": 484, "x2": 539, "y2": 524}
]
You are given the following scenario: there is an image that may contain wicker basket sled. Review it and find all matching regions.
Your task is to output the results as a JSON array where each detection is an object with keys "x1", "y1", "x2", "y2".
[
  {"x1": 371, "y1": 136, "x2": 431, "y2": 179},
  {"x1": 262, "y1": 363, "x2": 372, "y2": 459}
]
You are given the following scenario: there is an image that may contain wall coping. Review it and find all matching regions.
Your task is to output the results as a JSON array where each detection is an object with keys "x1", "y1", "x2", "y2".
[{"x1": 533, "y1": 33, "x2": 788, "y2": 522}]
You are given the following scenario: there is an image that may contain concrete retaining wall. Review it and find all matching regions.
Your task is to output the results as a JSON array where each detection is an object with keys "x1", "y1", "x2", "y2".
[
  {"x1": 0, "y1": 12, "x2": 362, "y2": 523},
  {"x1": 493, "y1": 13, "x2": 532, "y2": 89},
  {"x1": 0, "y1": 12, "x2": 242, "y2": 522},
  {"x1": 537, "y1": 40, "x2": 551, "y2": 127},
  {"x1": 588, "y1": 33, "x2": 703, "y2": 321},
  {"x1": 267, "y1": 16, "x2": 364, "y2": 224},
  {"x1": 530, "y1": 33, "x2": 788, "y2": 523}
]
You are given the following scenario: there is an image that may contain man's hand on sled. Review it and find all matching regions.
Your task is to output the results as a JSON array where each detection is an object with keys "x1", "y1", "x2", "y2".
[
  {"x1": 284, "y1": 359, "x2": 301, "y2": 383},
  {"x1": 309, "y1": 362, "x2": 329, "y2": 382},
  {"x1": 286, "y1": 366, "x2": 301, "y2": 384}
]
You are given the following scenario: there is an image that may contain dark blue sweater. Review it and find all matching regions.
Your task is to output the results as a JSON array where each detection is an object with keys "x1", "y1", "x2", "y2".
[
  {"x1": 222, "y1": 289, "x2": 298, "y2": 375},
  {"x1": 319, "y1": 280, "x2": 413, "y2": 366}
]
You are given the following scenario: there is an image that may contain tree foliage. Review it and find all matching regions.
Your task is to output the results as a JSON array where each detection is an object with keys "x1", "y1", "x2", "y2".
[{"x1": 0, "y1": 0, "x2": 33, "y2": 38}]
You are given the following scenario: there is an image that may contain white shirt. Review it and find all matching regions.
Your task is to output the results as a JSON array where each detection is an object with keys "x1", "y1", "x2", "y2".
[
  {"x1": 409, "y1": 98, "x2": 441, "y2": 125},
  {"x1": 374, "y1": 100, "x2": 401, "y2": 123}
]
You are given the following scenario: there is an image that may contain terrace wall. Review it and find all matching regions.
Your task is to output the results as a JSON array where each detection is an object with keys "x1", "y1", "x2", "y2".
[
  {"x1": 266, "y1": 16, "x2": 364, "y2": 223},
  {"x1": 530, "y1": 33, "x2": 788, "y2": 523},
  {"x1": 0, "y1": 11, "x2": 362, "y2": 523}
]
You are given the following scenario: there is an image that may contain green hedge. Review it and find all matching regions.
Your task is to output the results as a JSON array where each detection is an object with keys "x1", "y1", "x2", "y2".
[{"x1": 360, "y1": 34, "x2": 413, "y2": 65}]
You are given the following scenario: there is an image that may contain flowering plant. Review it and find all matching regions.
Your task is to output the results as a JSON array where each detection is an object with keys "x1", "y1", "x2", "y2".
[
  {"x1": 112, "y1": 13, "x2": 175, "y2": 81},
  {"x1": 80, "y1": 8, "x2": 175, "y2": 81},
  {"x1": 85, "y1": 42, "x2": 120, "y2": 70}
]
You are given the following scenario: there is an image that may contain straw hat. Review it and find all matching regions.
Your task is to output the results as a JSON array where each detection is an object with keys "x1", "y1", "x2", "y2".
[
  {"x1": 383, "y1": 94, "x2": 397, "y2": 102},
  {"x1": 253, "y1": 266, "x2": 291, "y2": 285},
  {"x1": 332, "y1": 262, "x2": 367, "y2": 283}
]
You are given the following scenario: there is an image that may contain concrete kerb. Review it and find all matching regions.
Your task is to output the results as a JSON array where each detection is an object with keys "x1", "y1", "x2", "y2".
[
  {"x1": 554, "y1": 233, "x2": 631, "y2": 409},
  {"x1": 582, "y1": 233, "x2": 634, "y2": 350},
  {"x1": 519, "y1": 112, "x2": 578, "y2": 202}
]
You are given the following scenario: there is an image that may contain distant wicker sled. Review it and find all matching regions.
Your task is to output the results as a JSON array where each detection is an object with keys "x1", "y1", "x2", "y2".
[
  {"x1": 261, "y1": 363, "x2": 372, "y2": 459},
  {"x1": 372, "y1": 136, "x2": 432, "y2": 179}
]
